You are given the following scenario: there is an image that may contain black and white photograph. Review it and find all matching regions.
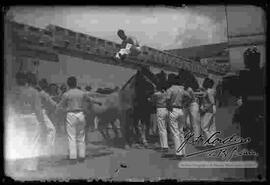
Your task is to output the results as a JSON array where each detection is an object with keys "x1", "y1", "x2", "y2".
[{"x1": 3, "y1": 5, "x2": 266, "y2": 181}]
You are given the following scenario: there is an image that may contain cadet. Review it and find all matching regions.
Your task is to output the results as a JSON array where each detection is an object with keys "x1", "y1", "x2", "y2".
[
  {"x1": 11, "y1": 72, "x2": 46, "y2": 171},
  {"x1": 149, "y1": 82, "x2": 169, "y2": 152},
  {"x1": 166, "y1": 76, "x2": 191, "y2": 158},
  {"x1": 115, "y1": 29, "x2": 141, "y2": 60},
  {"x1": 58, "y1": 76, "x2": 101, "y2": 163},
  {"x1": 38, "y1": 79, "x2": 57, "y2": 157},
  {"x1": 200, "y1": 78, "x2": 217, "y2": 142}
]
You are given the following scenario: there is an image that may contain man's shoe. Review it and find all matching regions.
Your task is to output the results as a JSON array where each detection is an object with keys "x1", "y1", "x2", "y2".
[
  {"x1": 78, "y1": 158, "x2": 85, "y2": 163},
  {"x1": 175, "y1": 154, "x2": 185, "y2": 160},
  {"x1": 69, "y1": 159, "x2": 77, "y2": 165},
  {"x1": 124, "y1": 144, "x2": 130, "y2": 150},
  {"x1": 142, "y1": 142, "x2": 149, "y2": 148},
  {"x1": 161, "y1": 148, "x2": 169, "y2": 153}
]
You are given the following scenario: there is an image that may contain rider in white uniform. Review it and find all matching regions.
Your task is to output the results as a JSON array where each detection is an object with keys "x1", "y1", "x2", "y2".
[{"x1": 115, "y1": 29, "x2": 141, "y2": 60}]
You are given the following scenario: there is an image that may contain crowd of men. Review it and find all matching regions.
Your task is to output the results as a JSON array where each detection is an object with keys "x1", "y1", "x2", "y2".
[
  {"x1": 7, "y1": 72, "x2": 103, "y2": 171},
  {"x1": 130, "y1": 69, "x2": 218, "y2": 159},
  {"x1": 5, "y1": 28, "x2": 264, "y2": 180},
  {"x1": 6, "y1": 29, "x2": 222, "y2": 173},
  {"x1": 7, "y1": 69, "x2": 219, "y2": 172}
]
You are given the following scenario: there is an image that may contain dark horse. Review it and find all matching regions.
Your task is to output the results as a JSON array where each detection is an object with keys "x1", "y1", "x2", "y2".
[
  {"x1": 131, "y1": 67, "x2": 157, "y2": 146},
  {"x1": 85, "y1": 66, "x2": 157, "y2": 149}
]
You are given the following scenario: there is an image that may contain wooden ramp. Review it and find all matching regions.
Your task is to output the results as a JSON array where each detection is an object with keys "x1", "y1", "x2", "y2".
[{"x1": 6, "y1": 21, "x2": 227, "y2": 78}]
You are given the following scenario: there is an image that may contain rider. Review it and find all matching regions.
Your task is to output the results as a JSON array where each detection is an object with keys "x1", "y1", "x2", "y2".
[{"x1": 115, "y1": 29, "x2": 141, "y2": 60}]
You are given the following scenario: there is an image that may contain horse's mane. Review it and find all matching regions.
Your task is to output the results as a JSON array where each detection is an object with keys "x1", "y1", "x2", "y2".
[
  {"x1": 120, "y1": 67, "x2": 158, "y2": 92},
  {"x1": 121, "y1": 75, "x2": 136, "y2": 91}
]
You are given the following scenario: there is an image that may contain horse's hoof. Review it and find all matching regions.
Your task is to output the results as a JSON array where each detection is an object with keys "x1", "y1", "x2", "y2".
[
  {"x1": 143, "y1": 144, "x2": 149, "y2": 148},
  {"x1": 124, "y1": 145, "x2": 130, "y2": 150}
]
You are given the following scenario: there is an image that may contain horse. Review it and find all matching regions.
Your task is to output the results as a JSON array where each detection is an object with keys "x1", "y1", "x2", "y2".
[
  {"x1": 131, "y1": 68, "x2": 157, "y2": 145},
  {"x1": 84, "y1": 68, "x2": 157, "y2": 148}
]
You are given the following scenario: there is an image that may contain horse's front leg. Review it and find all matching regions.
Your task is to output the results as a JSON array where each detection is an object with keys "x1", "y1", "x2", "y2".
[
  {"x1": 119, "y1": 109, "x2": 132, "y2": 149},
  {"x1": 133, "y1": 118, "x2": 141, "y2": 144},
  {"x1": 100, "y1": 128, "x2": 109, "y2": 142},
  {"x1": 84, "y1": 112, "x2": 95, "y2": 145},
  {"x1": 98, "y1": 120, "x2": 111, "y2": 144},
  {"x1": 111, "y1": 119, "x2": 120, "y2": 139}
]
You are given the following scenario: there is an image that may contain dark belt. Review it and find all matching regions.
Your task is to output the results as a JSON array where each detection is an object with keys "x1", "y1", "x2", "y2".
[
  {"x1": 67, "y1": 109, "x2": 83, "y2": 113},
  {"x1": 172, "y1": 106, "x2": 183, "y2": 109}
]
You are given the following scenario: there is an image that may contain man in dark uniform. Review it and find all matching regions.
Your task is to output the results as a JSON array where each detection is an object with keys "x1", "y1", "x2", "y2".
[{"x1": 236, "y1": 47, "x2": 265, "y2": 179}]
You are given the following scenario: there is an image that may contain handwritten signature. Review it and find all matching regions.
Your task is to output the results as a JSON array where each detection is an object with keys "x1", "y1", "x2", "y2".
[
  {"x1": 177, "y1": 131, "x2": 257, "y2": 160},
  {"x1": 207, "y1": 146, "x2": 258, "y2": 161}
]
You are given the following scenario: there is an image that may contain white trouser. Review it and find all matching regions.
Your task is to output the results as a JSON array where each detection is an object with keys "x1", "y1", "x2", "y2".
[
  {"x1": 15, "y1": 114, "x2": 42, "y2": 170},
  {"x1": 42, "y1": 110, "x2": 56, "y2": 156},
  {"x1": 201, "y1": 112, "x2": 216, "y2": 140},
  {"x1": 66, "y1": 112, "x2": 86, "y2": 159},
  {"x1": 116, "y1": 44, "x2": 141, "y2": 59},
  {"x1": 188, "y1": 102, "x2": 201, "y2": 139},
  {"x1": 156, "y1": 108, "x2": 168, "y2": 148},
  {"x1": 168, "y1": 108, "x2": 185, "y2": 155}
]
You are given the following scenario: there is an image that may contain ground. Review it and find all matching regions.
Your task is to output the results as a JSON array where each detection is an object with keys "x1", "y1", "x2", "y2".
[{"x1": 5, "y1": 106, "x2": 248, "y2": 181}]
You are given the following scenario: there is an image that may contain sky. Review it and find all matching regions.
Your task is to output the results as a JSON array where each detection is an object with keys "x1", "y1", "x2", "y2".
[
  {"x1": 6, "y1": 6, "x2": 265, "y2": 87},
  {"x1": 7, "y1": 5, "x2": 265, "y2": 50}
]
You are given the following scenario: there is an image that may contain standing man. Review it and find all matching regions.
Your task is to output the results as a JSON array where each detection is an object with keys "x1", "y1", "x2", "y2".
[
  {"x1": 179, "y1": 69, "x2": 201, "y2": 144},
  {"x1": 10, "y1": 72, "x2": 46, "y2": 171},
  {"x1": 115, "y1": 29, "x2": 141, "y2": 60},
  {"x1": 149, "y1": 83, "x2": 169, "y2": 152},
  {"x1": 57, "y1": 76, "x2": 101, "y2": 163},
  {"x1": 38, "y1": 79, "x2": 57, "y2": 157},
  {"x1": 200, "y1": 78, "x2": 217, "y2": 143},
  {"x1": 166, "y1": 76, "x2": 191, "y2": 159}
]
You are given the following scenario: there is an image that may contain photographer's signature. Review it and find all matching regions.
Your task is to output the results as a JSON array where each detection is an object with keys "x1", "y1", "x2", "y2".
[{"x1": 177, "y1": 131, "x2": 258, "y2": 161}]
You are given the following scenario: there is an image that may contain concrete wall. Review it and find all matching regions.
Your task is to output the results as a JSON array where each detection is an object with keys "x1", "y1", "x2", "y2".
[
  {"x1": 7, "y1": 54, "x2": 136, "y2": 91},
  {"x1": 6, "y1": 53, "x2": 212, "y2": 91}
]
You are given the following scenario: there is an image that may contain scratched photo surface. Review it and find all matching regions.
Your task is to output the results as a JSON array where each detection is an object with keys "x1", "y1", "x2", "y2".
[{"x1": 4, "y1": 6, "x2": 266, "y2": 181}]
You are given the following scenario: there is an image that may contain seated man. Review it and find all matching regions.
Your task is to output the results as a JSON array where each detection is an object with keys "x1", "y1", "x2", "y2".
[{"x1": 115, "y1": 29, "x2": 141, "y2": 60}]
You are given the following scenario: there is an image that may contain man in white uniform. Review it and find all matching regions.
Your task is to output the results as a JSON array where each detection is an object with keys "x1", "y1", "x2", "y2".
[
  {"x1": 10, "y1": 72, "x2": 46, "y2": 171},
  {"x1": 58, "y1": 76, "x2": 101, "y2": 163},
  {"x1": 166, "y1": 76, "x2": 191, "y2": 159},
  {"x1": 200, "y1": 78, "x2": 217, "y2": 143},
  {"x1": 38, "y1": 79, "x2": 57, "y2": 157},
  {"x1": 115, "y1": 29, "x2": 141, "y2": 60},
  {"x1": 150, "y1": 83, "x2": 169, "y2": 152}
]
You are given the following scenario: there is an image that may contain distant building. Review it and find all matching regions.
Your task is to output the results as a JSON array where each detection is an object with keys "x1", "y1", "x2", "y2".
[
  {"x1": 165, "y1": 33, "x2": 265, "y2": 82},
  {"x1": 165, "y1": 42, "x2": 231, "y2": 73}
]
